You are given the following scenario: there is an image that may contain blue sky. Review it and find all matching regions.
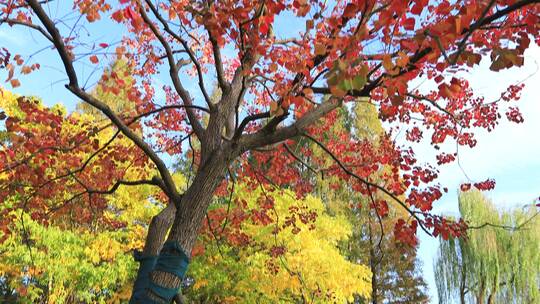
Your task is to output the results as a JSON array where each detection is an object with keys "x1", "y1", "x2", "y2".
[
  {"x1": 1, "y1": 3, "x2": 540, "y2": 303},
  {"x1": 413, "y1": 44, "x2": 540, "y2": 303}
]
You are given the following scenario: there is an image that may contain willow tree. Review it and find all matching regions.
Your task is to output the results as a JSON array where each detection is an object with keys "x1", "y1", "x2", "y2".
[{"x1": 434, "y1": 190, "x2": 540, "y2": 304}]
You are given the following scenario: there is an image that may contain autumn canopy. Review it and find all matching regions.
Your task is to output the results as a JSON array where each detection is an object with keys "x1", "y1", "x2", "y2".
[{"x1": 0, "y1": 0, "x2": 539, "y2": 302}]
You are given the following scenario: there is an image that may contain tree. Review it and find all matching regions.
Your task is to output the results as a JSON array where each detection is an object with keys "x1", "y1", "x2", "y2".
[
  {"x1": 314, "y1": 103, "x2": 429, "y2": 304},
  {"x1": 184, "y1": 184, "x2": 371, "y2": 304},
  {"x1": 434, "y1": 190, "x2": 540, "y2": 304},
  {"x1": 1, "y1": 1, "x2": 539, "y2": 302},
  {"x1": 75, "y1": 59, "x2": 138, "y2": 118},
  {"x1": 352, "y1": 105, "x2": 428, "y2": 304},
  {"x1": 0, "y1": 87, "x2": 166, "y2": 303}
]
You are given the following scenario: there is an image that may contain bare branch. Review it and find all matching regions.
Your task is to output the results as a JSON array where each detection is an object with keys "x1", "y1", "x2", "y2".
[{"x1": 0, "y1": 18, "x2": 53, "y2": 42}]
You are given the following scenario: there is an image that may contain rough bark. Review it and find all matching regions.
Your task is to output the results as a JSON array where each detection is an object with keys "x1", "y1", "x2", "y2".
[
  {"x1": 144, "y1": 147, "x2": 234, "y2": 302},
  {"x1": 143, "y1": 203, "x2": 177, "y2": 256}
]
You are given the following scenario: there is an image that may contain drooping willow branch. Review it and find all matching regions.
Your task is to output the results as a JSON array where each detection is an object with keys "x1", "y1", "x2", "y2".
[{"x1": 468, "y1": 211, "x2": 539, "y2": 231}]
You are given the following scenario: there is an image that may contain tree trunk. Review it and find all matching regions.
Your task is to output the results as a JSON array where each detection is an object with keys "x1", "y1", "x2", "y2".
[
  {"x1": 459, "y1": 261, "x2": 466, "y2": 304},
  {"x1": 130, "y1": 148, "x2": 232, "y2": 303},
  {"x1": 368, "y1": 215, "x2": 378, "y2": 304},
  {"x1": 167, "y1": 150, "x2": 230, "y2": 252},
  {"x1": 130, "y1": 203, "x2": 176, "y2": 303},
  {"x1": 487, "y1": 277, "x2": 497, "y2": 304},
  {"x1": 477, "y1": 277, "x2": 485, "y2": 304}
]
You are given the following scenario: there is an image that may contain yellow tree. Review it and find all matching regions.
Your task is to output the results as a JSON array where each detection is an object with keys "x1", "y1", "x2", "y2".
[
  {"x1": 0, "y1": 83, "x2": 164, "y2": 303},
  {"x1": 184, "y1": 184, "x2": 371, "y2": 303}
]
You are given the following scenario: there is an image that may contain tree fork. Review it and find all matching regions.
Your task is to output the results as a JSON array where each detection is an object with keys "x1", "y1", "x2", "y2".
[{"x1": 133, "y1": 149, "x2": 233, "y2": 303}]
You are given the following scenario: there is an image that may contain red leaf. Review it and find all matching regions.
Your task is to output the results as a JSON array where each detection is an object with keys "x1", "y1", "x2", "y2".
[
  {"x1": 460, "y1": 183, "x2": 471, "y2": 192},
  {"x1": 111, "y1": 10, "x2": 123, "y2": 22},
  {"x1": 89, "y1": 55, "x2": 99, "y2": 64},
  {"x1": 403, "y1": 18, "x2": 415, "y2": 31},
  {"x1": 343, "y1": 3, "x2": 357, "y2": 18}
]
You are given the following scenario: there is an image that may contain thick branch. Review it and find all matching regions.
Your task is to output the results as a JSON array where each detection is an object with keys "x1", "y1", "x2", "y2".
[
  {"x1": 240, "y1": 98, "x2": 342, "y2": 151},
  {"x1": 207, "y1": 29, "x2": 229, "y2": 92}
]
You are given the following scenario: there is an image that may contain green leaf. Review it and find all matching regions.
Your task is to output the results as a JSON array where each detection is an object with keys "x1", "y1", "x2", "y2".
[{"x1": 351, "y1": 75, "x2": 367, "y2": 90}]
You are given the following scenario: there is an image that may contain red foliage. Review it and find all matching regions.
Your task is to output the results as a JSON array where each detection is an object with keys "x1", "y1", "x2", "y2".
[{"x1": 1, "y1": 0, "x2": 539, "y2": 249}]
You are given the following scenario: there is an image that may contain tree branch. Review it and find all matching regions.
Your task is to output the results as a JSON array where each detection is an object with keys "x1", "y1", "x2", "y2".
[
  {"x1": 0, "y1": 18, "x2": 53, "y2": 42},
  {"x1": 302, "y1": 132, "x2": 432, "y2": 236},
  {"x1": 137, "y1": 0, "x2": 206, "y2": 138},
  {"x1": 206, "y1": 28, "x2": 229, "y2": 93},
  {"x1": 233, "y1": 111, "x2": 271, "y2": 139},
  {"x1": 239, "y1": 98, "x2": 342, "y2": 151},
  {"x1": 25, "y1": 0, "x2": 180, "y2": 202},
  {"x1": 87, "y1": 178, "x2": 164, "y2": 195},
  {"x1": 143, "y1": 0, "x2": 215, "y2": 110}
]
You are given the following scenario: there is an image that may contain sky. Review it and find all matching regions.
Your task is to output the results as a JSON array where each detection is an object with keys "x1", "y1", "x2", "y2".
[
  {"x1": 414, "y1": 44, "x2": 540, "y2": 303},
  {"x1": 1, "y1": 3, "x2": 540, "y2": 303}
]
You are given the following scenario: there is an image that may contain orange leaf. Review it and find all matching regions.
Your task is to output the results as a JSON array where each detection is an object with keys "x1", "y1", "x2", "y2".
[
  {"x1": 314, "y1": 43, "x2": 326, "y2": 56},
  {"x1": 306, "y1": 19, "x2": 314, "y2": 31},
  {"x1": 330, "y1": 85, "x2": 347, "y2": 97},
  {"x1": 21, "y1": 66, "x2": 32, "y2": 74},
  {"x1": 269, "y1": 101, "x2": 278, "y2": 114},
  {"x1": 10, "y1": 79, "x2": 20, "y2": 88},
  {"x1": 111, "y1": 10, "x2": 124, "y2": 22},
  {"x1": 455, "y1": 16, "x2": 462, "y2": 34}
]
